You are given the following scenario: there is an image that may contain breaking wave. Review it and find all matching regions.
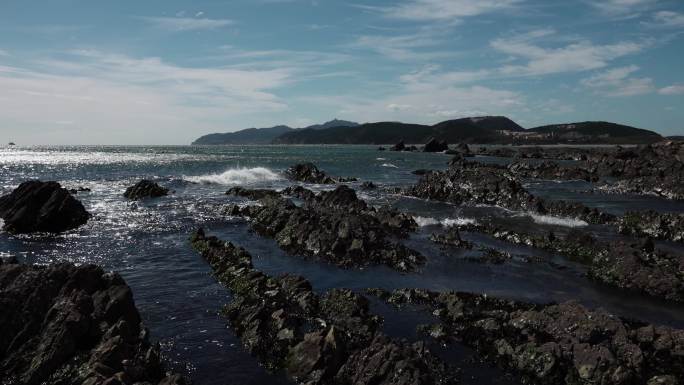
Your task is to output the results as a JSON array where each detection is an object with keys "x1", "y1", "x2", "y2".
[
  {"x1": 528, "y1": 213, "x2": 588, "y2": 228},
  {"x1": 381, "y1": 163, "x2": 398, "y2": 168},
  {"x1": 184, "y1": 167, "x2": 281, "y2": 185},
  {"x1": 414, "y1": 216, "x2": 477, "y2": 227}
]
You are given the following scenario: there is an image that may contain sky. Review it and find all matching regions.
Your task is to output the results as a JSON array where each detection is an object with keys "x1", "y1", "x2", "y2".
[{"x1": 0, "y1": 0, "x2": 683, "y2": 145}]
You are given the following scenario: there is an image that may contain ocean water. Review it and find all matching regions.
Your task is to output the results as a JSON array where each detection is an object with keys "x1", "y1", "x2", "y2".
[{"x1": 1, "y1": 145, "x2": 684, "y2": 385}]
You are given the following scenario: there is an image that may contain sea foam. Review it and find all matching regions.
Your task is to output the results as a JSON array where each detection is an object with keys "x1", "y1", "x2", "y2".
[
  {"x1": 184, "y1": 167, "x2": 281, "y2": 185},
  {"x1": 414, "y1": 216, "x2": 477, "y2": 227},
  {"x1": 528, "y1": 213, "x2": 588, "y2": 228}
]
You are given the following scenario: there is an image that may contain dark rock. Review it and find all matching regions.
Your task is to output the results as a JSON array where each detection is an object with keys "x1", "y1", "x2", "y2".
[
  {"x1": 240, "y1": 186, "x2": 423, "y2": 272},
  {"x1": 450, "y1": 221, "x2": 684, "y2": 302},
  {"x1": 68, "y1": 187, "x2": 92, "y2": 194},
  {"x1": 0, "y1": 262, "x2": 187, "y2": 385},
  {"x1": 282, "y1": 185, "x2": 317, "y2": 201},
  {"x1": 591, "y1": 141, "x2": 684, "y2": 200},
  {"x1": 360, "y1": 181, "x2": 377, "y2": 190},
  {"x1": 390, "y1": 140, "x2": 406, "y2": 151},
  {"x1": 423, "y1": 138, "x2": 448, "y2": 152},
  {"x1": 408, "y1": 160, "x2": 614, "y2": 224},
  {"x1": 285, "y1": 163, "x2": 335, "y2": 184},
  {"x1": 508, "y1": 161, "x2": 598, "y2": 182},
  {"x1": 619, "y1": 210, "x2": 684, "y2": 243},
  {"x1": 373, "y1": 288, "x2": 684, "y2": 385},
  {"x1": 0, "y1": 180, "x2": 90, "y2": 233},
  {"x1": 123, "y1": 180, "x2": 169, "y2": 200},
  {"x1": 378, "y1": 146, "x2": 386, "y2": 151},
  {"x1": 189, "y1": 230, "x2": 457, "y2": 385},
  {"x1": 226, "y1": 186, "x2": 279, "y2": 200}
]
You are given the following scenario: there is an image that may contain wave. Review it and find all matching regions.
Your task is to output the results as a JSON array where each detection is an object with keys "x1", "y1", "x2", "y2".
[
  {"x1": 184, "y1": 167, "x2": 281, "y2": 185},
  {"x1": 527, "y1": 213, "x2": 588, "y2": 228},
  {"x1": 414, "y1": 216, "x2": 477, "y2": 227},
  {"x1": 381, "y1": 163, "x2": 398, "y2": 168}
]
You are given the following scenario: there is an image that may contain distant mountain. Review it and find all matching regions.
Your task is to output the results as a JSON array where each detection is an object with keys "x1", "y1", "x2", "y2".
[
  {"x1": 193, "y1": 117, "x2": 663, "y2": 145},
  {"x1": 273, "y1": 116, "x2": 527, "y2": 144},
  {"x1": 304, "y1": 119, "x2": 359, "y2": 130},
  {"x1": 192, "y1": 119, "x2": 359, "y2": 145},
  {"x1": 528, "y1": 122, "x2": 663, "y2": 144}
]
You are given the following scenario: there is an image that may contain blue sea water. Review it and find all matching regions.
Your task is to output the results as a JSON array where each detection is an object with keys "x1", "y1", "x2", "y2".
[{"x1": 1, "y1": 145, "x2": 684, "y2": 385}]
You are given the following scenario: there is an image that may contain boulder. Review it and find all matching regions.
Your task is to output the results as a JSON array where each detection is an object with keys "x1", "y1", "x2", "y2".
[
  {"x1": 0, "y1": 262, "x2": 187, "y2": 385},
  {"x1": 0, "y1": 180, "x2": 90, "y2": 233},
  {"x1": 390, "y1": 140, "x2": 406, "y2": 151},
  {"x1": 123, "y1": 180, "x2": 169, "y2": 200},
  {"x1": 285, "y1": 163, "x2": 335, "y2": 184},
  {"x1": 423, "y1": 138, "x2": 448, "y2": 152}
]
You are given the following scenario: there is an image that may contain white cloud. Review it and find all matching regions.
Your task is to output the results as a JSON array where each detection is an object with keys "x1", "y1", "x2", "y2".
[
  {"x1": 587, "y1": 0, "x2": 659, "y2": 16},
  {"x1": 645, "y1": 11, "x2": 684, "y2": 28},
  {"x1": 349, "y1": 32, "x2": 452, "y2": 61},
  {"x1": 659, "y1": 84, "x2": 684, "y2": 95},
  {"x1": 0, "y1": 51, "x2": 294, "y2": 144},
  {"x1": 581, "y1": 65, "x2": 654, "y2": 96},
  {"x1": 491, "y1": 30, "x2": 648, "y2": 76},
  {"x1": 379, "y1": 0, "x2": 521, "y2": 21},
  {"x1": 195, "y1": 11, "x2": 205, "y2": 17},
  {"x1": 138, "y1": 16, "x2": 233, "y2": 32}
]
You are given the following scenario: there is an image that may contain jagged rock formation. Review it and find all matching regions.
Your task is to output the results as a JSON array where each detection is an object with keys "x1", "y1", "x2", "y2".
[
  {"x1": 123, "y1": 180, "x2": 169, "y2": 200},
  {"x1": 407, "y1": 160, "x2": 614, "y2": 224},
  {"x1": 370, "y1": 288, "x2": 684, "y2": 385},
  {"x1": 189, "y1": 230, "x2": 457, "y2": 385},
  {"x1": 423, "y1": 138, "x2": 448, "y2": 152},
  {"x1": 0, "y1": 180, "x2": 90, "y2": 233},
  {"x1": 619, "y1": 211, "x2": 684, "y2": 243},
  {"x1": 0, "y1": 259, "x2": 187, "y2": 385},
  {"x1": 231, "y1": 185, "x2": 422, "y2": 272}
]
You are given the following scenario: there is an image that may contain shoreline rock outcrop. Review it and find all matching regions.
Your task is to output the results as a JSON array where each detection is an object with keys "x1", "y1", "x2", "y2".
[
  {"x1": 124, "y1": 180, "x2": 169, "y2": 200},
  {"x1": 438, "y1": 222, "x2": 684, "y2": 302},
  {"x1": 618, "y1": 211, "x2": 684, "y2": 243},
  {"x1": 423, "y1": 138, "x2": 448, "y2": 152},
  {"x1": 189, "y1": 230, "x2": 458, "y2": 385},
  {"x1": 408, "y1": 160, "x2": 614, "y2": 224},
  {"x1": 234, "y1": 185, "x2": 423, "y2": 272},
  {"x1": 370, "y1": 287, "x2": 684, "y2": 385},
  {"x1": 0, "y1": 180, "x2": 90, "y2": 233},
  {"x1": 0, "y1": 259, "x2": 187, "y2": 385}
]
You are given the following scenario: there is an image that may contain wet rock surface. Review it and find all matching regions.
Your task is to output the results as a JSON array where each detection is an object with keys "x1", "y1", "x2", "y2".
[
  {"x1": 423, "y1": 138, "x2": 449, "y2": 152},
  {"x1": 189, "y1": 230, "x2": 458, "y2": 385},
  {"x1": 589, "y1": 141, "x2": 684, "y2": 200},
  {"x1": 0, "y1": 259, "x2": 187, "y2": 385},
  {"x1": 507, "y1": 161, "x2": 598, "y2": 182},
  {"x1": 407, "y1": 160, "x2": 614, "y2": 224},
  {"x1": 285, "y1": 163, "x2": 336, "y2": 184},
  {"x1": 0, "y1": 180, "x2": 90, "y2": 233},
  {"x1": 369, "y1": 287, "x2": 684, "y2": 385},
  {"x1": 618, "y1": 211, "x2": 684, "y2": 243},
  {"x1": 440, "y1": 222, "x2": 684, "y2": 302},
  {"x1": 226, "y1": 186, "x2": 280, "y2": 200},
  {"x1": 123, "y1": 179, "x2": 169, "y2": 200},
  {"x1": 237, "y1": 185, "x2": 424, "y2": 271}
]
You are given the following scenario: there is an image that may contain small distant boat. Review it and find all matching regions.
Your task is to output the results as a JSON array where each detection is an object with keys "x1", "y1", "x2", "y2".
[{"x1": 8, "y1": 142, "x2": 16, "y2": 146}]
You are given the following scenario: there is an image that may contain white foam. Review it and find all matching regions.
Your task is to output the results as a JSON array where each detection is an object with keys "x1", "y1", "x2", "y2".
[
  {"x1": 414, "y1": 216, "x2": 440, "y2": 226},
  {"x1": 528, "y1": 213, "x2": 588, "y2": 228},
  {"x1": 414, "y1": 216, "x2": 477, "y2": 227},
  {"x1": 442, "y1": 217, "x2": 477, "y2": 227},
  {"x1": 184, "y1": 167, "x2": 281, "y2": 185},
  {"x1": 381, "y1": 163, "x2": 398, "y2": 168},
  {"x1": 376, "y1": 157, "x2": 386, "y2": 161}
]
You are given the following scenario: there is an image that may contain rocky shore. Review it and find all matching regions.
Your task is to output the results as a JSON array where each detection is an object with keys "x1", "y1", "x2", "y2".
[
  {"x1": 436, "y1": 223, "x2": 684, "y2": 302},
  {"x1": 0, "y1": 259, "x2": 187, "y2": 385},
  {"x1": 0, "y1": 180, "x2": 90, "y2": 233},
  {"x1": 618, "y1": 211, "x2": 684, "y2": 243},
  {"x1": 408, "y1": 158, "x2": 614, "y2": 224},
  {"x1": 369, "y1": 288, "x2": 684, "y2": 385},
  {"x1": 190, "y1": 229, "x2": 458, "y2": 385},
  {"x1": 228, "y1": 185, "x2": 424, "y2": 272}
]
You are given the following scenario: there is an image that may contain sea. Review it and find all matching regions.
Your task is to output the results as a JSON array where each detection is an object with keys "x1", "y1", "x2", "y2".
[{"x1": 1, "y1": 145, "x2": 684, "y2": 385}]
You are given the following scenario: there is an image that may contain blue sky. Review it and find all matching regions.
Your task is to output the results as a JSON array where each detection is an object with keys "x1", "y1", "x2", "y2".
[{"x1": 0, "y1": 0, "x2": 683, "y2": 144}]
